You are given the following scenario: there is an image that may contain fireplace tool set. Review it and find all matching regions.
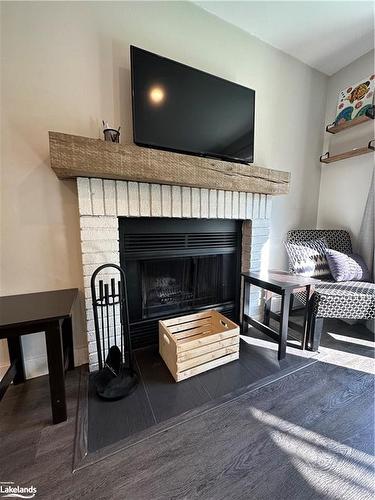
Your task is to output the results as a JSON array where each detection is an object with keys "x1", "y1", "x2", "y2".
[{"x1": 91, "y1": 264, "x2": 138, "y2": 400}]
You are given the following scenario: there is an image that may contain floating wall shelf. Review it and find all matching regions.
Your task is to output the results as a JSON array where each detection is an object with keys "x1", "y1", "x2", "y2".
[
  {"x1": 320, "y1": 140, "x2": 375, "y2": 164},
  {"x1": 326, "y1": 106, "x2": 374, "y2": 134}
]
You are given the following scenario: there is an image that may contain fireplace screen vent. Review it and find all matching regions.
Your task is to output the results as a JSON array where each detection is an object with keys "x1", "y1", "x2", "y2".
[{"x1": 124, "y1": 232, "x2": 238, "y2": 255}]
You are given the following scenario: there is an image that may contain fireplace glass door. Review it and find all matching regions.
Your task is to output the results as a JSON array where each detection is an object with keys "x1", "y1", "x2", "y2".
[{"x1": 141, "y1": 254, "x2": 235, "y2": 319}]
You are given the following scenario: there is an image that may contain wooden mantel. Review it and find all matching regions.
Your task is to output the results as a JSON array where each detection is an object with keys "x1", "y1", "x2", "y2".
[{"x1": 49, "y1": 132, "x2": 290, "y2": 195}]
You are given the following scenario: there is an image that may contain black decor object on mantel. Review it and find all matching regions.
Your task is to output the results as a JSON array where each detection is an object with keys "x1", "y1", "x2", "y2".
[
  {"x1": 102, "y1": 120, "x2": 121, "y2": 143},
  {"x1": 91, "y1": 264, "x2": 138, "y2": 400}
]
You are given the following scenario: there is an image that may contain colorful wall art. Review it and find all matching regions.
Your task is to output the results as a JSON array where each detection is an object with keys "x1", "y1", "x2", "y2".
[{"x1": 334, "y1": 74, "x2": 374, "y2": 125}]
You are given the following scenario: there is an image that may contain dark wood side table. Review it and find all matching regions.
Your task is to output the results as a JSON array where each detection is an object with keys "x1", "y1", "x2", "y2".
[
  {"x1": 0, "y1": 288, "x2": 78, "y2": 424},
  {"x1": 241, "y1": 271, "x2": 316, "y2": 360}
]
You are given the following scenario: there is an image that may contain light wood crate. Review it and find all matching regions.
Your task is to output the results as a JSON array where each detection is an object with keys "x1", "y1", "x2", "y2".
[{"x1": 159, "y1": 310, "x2": 240, "y2": 382}]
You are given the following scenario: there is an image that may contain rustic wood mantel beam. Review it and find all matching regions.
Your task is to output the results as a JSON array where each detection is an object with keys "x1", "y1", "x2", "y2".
[{"x1": 49, "y1": 132, "x2": 290, "y2": 195}]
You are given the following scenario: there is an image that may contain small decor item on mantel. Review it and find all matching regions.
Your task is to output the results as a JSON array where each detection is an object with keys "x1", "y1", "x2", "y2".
[
  {"x1": 102, "y1": 120, "x2": 121, "y2": 143},
  {"x1": 91, "y1": 263, "x2": 138, "y2": 400},
  {"x1": 334, "y1": 74, "x2": 375, "y2": 126}
]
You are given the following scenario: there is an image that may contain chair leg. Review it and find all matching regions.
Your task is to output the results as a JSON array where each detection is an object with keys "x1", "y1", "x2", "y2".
[
  {"x1": 310, "y1": 316, "x2": 324, "y2": 351},
  {"x1": 289, "y1": 294, "x2": 294, "y2": 315}
]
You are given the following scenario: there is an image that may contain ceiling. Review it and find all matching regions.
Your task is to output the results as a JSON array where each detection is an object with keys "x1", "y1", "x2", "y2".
[{"x1": 194, "y1": 1, "x2": 375, "y2": 75}]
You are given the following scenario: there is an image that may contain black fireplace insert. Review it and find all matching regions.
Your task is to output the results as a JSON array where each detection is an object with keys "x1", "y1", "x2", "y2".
[{"x1": 119, "y1": 218, "x2": 242, "y2": 348}]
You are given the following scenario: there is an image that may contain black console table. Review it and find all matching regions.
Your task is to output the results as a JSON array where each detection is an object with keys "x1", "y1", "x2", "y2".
[
  {"x1": 0, "y1": 288, "x2": 78, "y2": 424},
  {"x1": 241, "y1": 271, "x2": 316, "y2": 360}
]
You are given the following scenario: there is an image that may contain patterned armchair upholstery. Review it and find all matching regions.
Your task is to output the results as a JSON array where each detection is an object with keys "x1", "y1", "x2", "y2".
[
  {"x1": 287, "y1": 229, "x2": 352, "y2": 268},
  {"x1": 287, "y1": 229, "x2": 375, "y2": 350}
]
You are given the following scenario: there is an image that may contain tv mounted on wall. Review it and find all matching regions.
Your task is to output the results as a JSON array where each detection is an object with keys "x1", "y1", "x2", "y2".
[{"x1": 130, "y1": 46, "x2": 255, "y2": 164}]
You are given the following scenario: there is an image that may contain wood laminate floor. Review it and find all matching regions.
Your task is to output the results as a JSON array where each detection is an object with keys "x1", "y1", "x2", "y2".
[{"x1": 0, "y1": 318, "x2": 374, "y2": 500}]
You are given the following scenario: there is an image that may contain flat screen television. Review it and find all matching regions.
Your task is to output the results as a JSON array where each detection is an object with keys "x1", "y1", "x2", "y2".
[{"x1": 131, "y1": 46, "x2": 255, "y2": 164}]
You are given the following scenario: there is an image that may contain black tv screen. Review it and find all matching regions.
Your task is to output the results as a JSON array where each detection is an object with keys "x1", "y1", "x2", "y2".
[{"x1": 131, "y1": 46, "x2": 255, "y2": 164}]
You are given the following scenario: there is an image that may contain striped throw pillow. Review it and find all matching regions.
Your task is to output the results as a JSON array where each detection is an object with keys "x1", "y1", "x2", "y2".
[
  {"x1": 284, "y1": 238, "x2": 331, "y2": 278},
  {"x1": 325, "y1": 249, "x2": 371, "y2": 282}
]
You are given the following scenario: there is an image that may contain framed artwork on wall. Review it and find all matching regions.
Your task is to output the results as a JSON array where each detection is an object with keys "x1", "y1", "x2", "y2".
[{"x1": 334, "y1": 74, "x2": 374, "y2": 125}]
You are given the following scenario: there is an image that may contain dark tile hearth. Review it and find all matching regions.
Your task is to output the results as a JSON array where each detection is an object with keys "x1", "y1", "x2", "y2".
[{"x1": 87, "y1": 335, "x2": 315, "y2": 453}]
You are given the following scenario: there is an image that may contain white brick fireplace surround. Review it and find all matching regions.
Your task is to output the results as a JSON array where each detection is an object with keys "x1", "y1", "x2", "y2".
[{"x1": 77, "y1": 178, "x2": 272, "y2": 370}]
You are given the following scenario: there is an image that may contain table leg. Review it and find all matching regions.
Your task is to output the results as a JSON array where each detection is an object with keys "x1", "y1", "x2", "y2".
[
  {"x1": 242, "y1": 277, "x2": 250, "y2": 334},
  {"x1": 303, "y1": 285, "x2": 315, "y2": 349},
  {"x1": 0, "y1": 362, "x2": 17, "y2": 400},
  {"x1": 7, "y1": 336, "x2": 25, "y2": 384},
  {"x1": 278, "y1": 291, "x2": 291, "y2": 360},
  {"x1": 62, "y1": 317, "x2": 74, "y2": 371},
  {"x1": 264, "y1": 291, "x2": 272, "y2": 326},
  {"x1": 45, "y1": 321, "x2": 67, "y2": 424}
]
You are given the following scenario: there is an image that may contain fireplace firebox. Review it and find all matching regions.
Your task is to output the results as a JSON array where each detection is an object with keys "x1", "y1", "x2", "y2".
[{"x1": 120, "y1": 218, "x2": 242, "y2": 348}]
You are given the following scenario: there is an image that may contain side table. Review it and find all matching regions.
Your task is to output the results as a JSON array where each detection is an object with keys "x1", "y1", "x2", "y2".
[
  {"x1": 0, "y1": 288, "x2": 78, "y2": 424},
  {"x1": 241, "y1": 270, "x2": 316, "y2": 360}
]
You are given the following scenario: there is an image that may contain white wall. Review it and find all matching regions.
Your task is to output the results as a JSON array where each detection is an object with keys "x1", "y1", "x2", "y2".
[
  {"x1": 317, "y1": 50, "x2": 374, "y2": 248},
  {"x1": 1, "y1": 1, "x2": 327, "y2": 377}
]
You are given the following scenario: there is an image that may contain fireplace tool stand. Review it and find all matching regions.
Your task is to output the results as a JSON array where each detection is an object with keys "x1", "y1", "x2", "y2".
[{"x1": 91, "y1": 264, "x2": 138, "y2": 400}]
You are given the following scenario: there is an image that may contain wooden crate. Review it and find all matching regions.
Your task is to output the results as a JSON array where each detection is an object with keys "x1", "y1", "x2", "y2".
[{"x1": 159, "y1": 310, "x2": 240, "y2": 382}]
